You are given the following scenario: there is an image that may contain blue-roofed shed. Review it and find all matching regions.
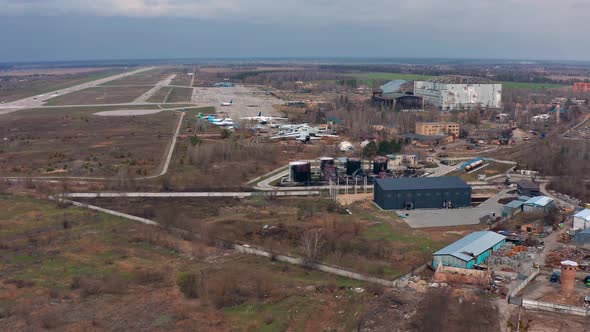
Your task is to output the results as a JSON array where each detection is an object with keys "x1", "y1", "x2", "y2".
[
  {"x1": 523, "y1": 196, "x2": 555, "y2": 214},
  {"x1": 574, "y1": 228, "x2": 590, "y2": 245},
  {"x1": 433, "y1": 231, "x2": 506, "y2": 269},
  {"x1": 503, "y1": 200, "x2": 524, "y2": 218}
]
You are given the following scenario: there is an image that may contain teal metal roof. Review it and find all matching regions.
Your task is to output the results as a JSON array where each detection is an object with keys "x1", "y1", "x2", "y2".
[
  {"x1": 505, "y1": 200, "x2": 524, "y2": 209},
  {"x1": 524, "y1": 196, "x2": 554, "y2": 207},
  {"x1": 433, "y1": 231, "x2": 506, "y2": 262}
]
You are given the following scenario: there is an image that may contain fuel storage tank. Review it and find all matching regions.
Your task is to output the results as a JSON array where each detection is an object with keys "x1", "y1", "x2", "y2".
[
  {"x1": 319, "y1": 157, "x2": 335, "y2": 171},
  {"x1": 346, "y1": 158, "x2": 362, "y2": 176},
  {"x1": 289, "y1": 161, "x2": 311, "y2": 183},
  {"x1": 373, "y1": 156, "x2": 388, "y2": 174}
]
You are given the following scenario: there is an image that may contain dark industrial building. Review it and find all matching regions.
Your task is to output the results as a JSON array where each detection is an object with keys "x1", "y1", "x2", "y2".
[
  {"x1": 374, "y1": 176, "x2": 472, "y2": 210},
  {"x1": 517, "y1": 180, "x2": 541, "y2": 197},
  {"x1": 371, "y1": 79, "x2": 423, "y2": 110}
]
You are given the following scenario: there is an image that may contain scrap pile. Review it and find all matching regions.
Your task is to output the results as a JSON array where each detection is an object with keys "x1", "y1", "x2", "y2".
[
  {"x1": 505, "y1": 245, "x2": 528, "y2": 257},
  {"x1": 545, "y1": 247, "x2": 586, "y2": 268}
]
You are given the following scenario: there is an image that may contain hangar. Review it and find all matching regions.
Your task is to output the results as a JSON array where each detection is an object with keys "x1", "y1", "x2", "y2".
[
  {"x1": 373, "y1": 176, "x2": 471, "y2": 210},
  {"x1": 432, "y1": 231, "x2": 506, "y2": 269}
]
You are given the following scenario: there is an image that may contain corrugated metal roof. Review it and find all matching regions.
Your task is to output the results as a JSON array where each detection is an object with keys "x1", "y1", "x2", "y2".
[
  {"x1": 517, "y1": 196, "x2": 532, "y2": 202},
  {"x1": 505, "y1": 200, "x2": 524, "y2": 208},
  {"x1": 574, "y1": 209, "x2": 590, "y2": 221},
  {"x1": 524, "y1": 196, "x2": 554, "y2": 207},
  {"x1": 433, "y1": 231, "x2": 506, "y2": 262},
  {"x1": 375, "y1": 176, "x2": 470, "y2": 191},
  {"x1": 380, "y1": 80, "x2": 407, "y2": 94},
  {"x1": 427, "y1": 75, "x2": 495, "y2": 84}
]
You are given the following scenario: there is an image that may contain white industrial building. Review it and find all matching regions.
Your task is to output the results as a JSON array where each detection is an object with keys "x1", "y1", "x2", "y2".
[{"x1": 414, "y1": 75, "x2": 502, "y2": 111}]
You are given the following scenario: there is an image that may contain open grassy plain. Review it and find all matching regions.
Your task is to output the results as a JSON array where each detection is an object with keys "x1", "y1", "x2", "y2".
[
  {"x1": 0, "y1": 194, "x2": 378, "y2": 331},
  {"x1": 165, "y1": 87, "x2": 193, "y2": 103},
  {"x1": 78, "y1": 196, "x2": 466, "y2": 280},
  {"x1": 0, "y1": 106, "x2": 180, "y2": 177}
]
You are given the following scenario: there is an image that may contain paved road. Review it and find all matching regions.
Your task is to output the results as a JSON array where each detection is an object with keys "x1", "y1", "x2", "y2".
[
  {"x1": 61, "y1": 191, "x2": 320, "y2": 198},
  {"x1": 0, "y1": 67, "x2": 154, "y2": 114},
  {"x1": 133, "y1": 74, "x2": 176, "y2": 103}
]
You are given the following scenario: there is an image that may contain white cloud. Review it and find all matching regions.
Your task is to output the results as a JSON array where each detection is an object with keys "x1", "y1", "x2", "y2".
[{"x1": 1, "y1": 0, "x2": 588, "y2": 34}]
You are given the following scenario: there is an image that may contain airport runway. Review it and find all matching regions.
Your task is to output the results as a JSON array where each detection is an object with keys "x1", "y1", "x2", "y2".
[
  {"x1": 0, "y1": 67, "x2": 153, "y2": 113},
  {"x1": 133, "y1": 74, "x2": 176, "y2": 103}
]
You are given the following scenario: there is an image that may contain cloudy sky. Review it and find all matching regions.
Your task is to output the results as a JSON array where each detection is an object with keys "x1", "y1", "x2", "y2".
[{"x1": 1, "y1": 0, "x2": 588, "y2": 62}]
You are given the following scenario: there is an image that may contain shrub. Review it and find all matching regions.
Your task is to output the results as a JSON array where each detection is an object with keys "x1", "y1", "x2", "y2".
[
  {"x1": 176, "y1": 272, "x2": 200, "y2": 298},
  {"x1": 135, "y1": 269, "x2": 166, "y2": 285}
]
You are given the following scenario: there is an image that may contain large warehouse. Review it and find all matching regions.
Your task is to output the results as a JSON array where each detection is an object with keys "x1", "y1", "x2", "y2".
[
  {"x1": 432, "y1": 231, "x2": 507, "y2": 269},
  {"x1": 374, "y1": 176, "x2": 471, "y2": 210},
  {"x1": 414, "y1": 75, "x2": 502, "y2": 110}
]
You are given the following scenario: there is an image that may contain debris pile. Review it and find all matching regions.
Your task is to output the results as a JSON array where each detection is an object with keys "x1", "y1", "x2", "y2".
[{"x1": 545, "y1": 247, "x2": 585, "y2": 268}]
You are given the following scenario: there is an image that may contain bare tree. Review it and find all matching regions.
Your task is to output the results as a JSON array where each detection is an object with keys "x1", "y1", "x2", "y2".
[{"x1": 299, "y1": 229, "x2": 325, "y2": 263}]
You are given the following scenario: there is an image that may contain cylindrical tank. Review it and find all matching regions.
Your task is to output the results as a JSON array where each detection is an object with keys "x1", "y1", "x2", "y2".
[
  {"x1": 346, "y1": 158, "x2": 362, "y2": 176},
  {"x1": 319, "y1": 157, "x2": 335, "y2": 172},
  {"x1": 373, "y1": 156, "x2": 388, "y2": 174},
  {"x1": 561, "y1": 260, "x2": 578, "y2": 297},
  {"x1": 289, "y1": 161, "x2": 311, "y2": 183}
]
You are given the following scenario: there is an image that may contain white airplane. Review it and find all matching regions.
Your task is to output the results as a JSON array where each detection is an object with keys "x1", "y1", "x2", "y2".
[
  {"x1": 271, "y1": 129, "x2": 338, "y2": 143},
  {"x1": 210, "y1": 118, "x2": 234, "y2": 126},
  {"x1": 240, "y1": 112, "x2": 288, "y2": 124},
  {"x1": 220, "y1": 99, "x2": 233, "y2": 106}
]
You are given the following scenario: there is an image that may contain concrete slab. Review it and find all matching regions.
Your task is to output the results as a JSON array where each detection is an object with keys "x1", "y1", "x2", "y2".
[
  {"x1": 402, "y1": 189, "x2": 511, "y2": 228},
  {"x1": 191, "y1": 86, "x2": 281, "y2": 118}
]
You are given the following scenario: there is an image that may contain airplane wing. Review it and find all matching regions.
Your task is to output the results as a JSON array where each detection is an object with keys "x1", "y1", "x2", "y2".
[
  {"x1": 240, "y1": 117, "x2": 260, "y2": 120},
  {"x1": 268, "y1": 117, "x2": 288, "y2": 121}
]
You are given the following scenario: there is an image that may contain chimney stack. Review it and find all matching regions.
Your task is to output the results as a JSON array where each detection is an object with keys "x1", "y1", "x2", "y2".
[{"x1": 560, "y1": 260, "x2": 578, "y2": 298}]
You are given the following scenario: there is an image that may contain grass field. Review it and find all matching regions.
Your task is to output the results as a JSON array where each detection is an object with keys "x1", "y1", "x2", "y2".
[
  {"x1": 0, "y1": 194, "x2": 374, "y2": 331},
  {"x1": 344, "y1": 72, "x2": 568, "y2": 90},
  {"x1": 146, "y1": 87, "x2": 172, "y2": 103},
  {"x1": 44, "y1": 86, "x2": 153, "y2": 106},
  {"x1": 165, "y1": 87, "x2": 193, "y2": 103},
  {"x1": 0, "y1": 106, "x2": 180, "y2": 177},
  {"x1": 0, "y1": 68, "x2": 129, "y2": 103},
  {"x1": 78, "y1": 196, "x2": 463, "y2": 279}
]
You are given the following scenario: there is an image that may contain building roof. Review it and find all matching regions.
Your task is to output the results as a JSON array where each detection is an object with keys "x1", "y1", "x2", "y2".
[
  {"x1": 380, "y1": 80, "x2": 407, "y2": 94},
  {"x1": 375, "y1": 176, "x2": 470, "y2": 191},
  {"x1": 402, "y1": 133, "x2": 447, "y2": 141},
  {"x1": 524, "y1": 196, "x2": 554, "y2": 207},
  {"x1": 517, "y1": 180, "x2": 540, "y2": 190},
  {"x1": 505, "y1": 200, "x2": 524, "y2": 209},
  {"x1": 574, "y1": 209, "x2": 590, "y2": 221},
  {"x1": 426, "y1": 75, "x2": 496, "y2": 84},
  {"x1": 517, "y1": 196, "x2": 532, "y2": 202},
  {"x1": 433, "y1": 231, "x2": 506, "y2": 262}
]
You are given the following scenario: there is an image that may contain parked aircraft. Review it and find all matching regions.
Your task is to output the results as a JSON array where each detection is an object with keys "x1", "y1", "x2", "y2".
[
  {"x1": 240, "y1": 112, "x2": 288, "y2": 124},
  {"x1": 221, "y1": 99, "x2": 233, "y2": 106}
]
